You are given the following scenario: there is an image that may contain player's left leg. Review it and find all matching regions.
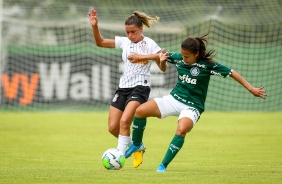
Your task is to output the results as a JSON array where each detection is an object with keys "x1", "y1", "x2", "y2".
[
  {"x1": 117, "y1": 101, "x2": 140, "y2": 155},
  {"x1": 156, "y1": 118, "x2": 193, "y2": 172},
  {"x1": 157, "y1": 108, "x2": 200, "y2": 172}
]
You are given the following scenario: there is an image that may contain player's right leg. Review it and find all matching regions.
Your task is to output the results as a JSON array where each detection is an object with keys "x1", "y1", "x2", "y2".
[
  {"x1": 132, "y1": 143, "x2": 146, "y2": 168},
  {"x1": 125, "y1": 100, "x2": 161, "y2": 158},
  {"x1": 108, "y1": 106, "x2": 123, "y2": 138},
  {"x1": 108, "y1": 88, "x2": 127, "y2": 138},
  {"x1": 135, "y1": 99, "x2": 162, "y2": 119}
]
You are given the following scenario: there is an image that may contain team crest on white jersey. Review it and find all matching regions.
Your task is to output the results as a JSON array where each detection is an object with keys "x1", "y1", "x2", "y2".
[
  {"x1": 190, "y1": 67, "x2": 200, "y2": 76},
  {"x1": 140, "y1": 41, "x2": 147, "y2": 54},
  {"x1": 112, "y1": 94, "x2": 119, "y2": 102}
]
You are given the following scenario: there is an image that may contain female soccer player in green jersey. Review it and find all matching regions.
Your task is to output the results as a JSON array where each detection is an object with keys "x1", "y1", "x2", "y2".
[{"x1": 124, "y1": 32, "x2": 267, "y2": 172}]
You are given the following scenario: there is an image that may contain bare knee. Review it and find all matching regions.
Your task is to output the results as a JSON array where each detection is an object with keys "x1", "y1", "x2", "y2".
[
  {"x1": 176, "y1": 118, "x2": 194, "y2": 136},
  {"x1": 135, "y1": 106, "x2": 146, "y2": 118},
  {"x1": 108, "y1": 122, "x2": 119, "y2": 137},
  {"x1": 176, "y1": 127, "x2": 192, "y2": 137},
  {"x1": 120, "y1": 118, "x2": 131, "y2": 130},
  {"x1": 119, "y1": 118, "x2": 132, "y2": 136}
]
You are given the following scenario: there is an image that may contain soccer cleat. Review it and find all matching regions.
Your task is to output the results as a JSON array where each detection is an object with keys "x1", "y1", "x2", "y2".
[
  {"x1": 133, "y1": 151, "x2": 144, "y2": 168},
  {"x1": 156, "y1": 163, "x2": 166, "y2": 172},
  {"x1": 125, "y1": 143, "x2": 144, "y2": 158},
  {"x1": 132, "y1": 145, "x2": 145, "y2": 168},
  {"x1": 136, "y1": 142, "x2": 146, "y2": 152}
]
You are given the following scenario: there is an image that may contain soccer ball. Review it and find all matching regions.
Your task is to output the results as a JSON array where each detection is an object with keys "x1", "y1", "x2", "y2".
[{"x1": 101, "y1": 148, "x2": 125, "y2": 170}]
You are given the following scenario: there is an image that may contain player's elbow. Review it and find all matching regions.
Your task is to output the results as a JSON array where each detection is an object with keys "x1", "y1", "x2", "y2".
[
  {"x1": 94, "y1": 38, "x2": 104, "y2": 47},
  {"x1": 160, "y1": 68, "x2": 166, "y2": 72},
  {"x1": 95, "y1": 42, "x2": 103, "y2": 47},
  {"x1": 160, "y1": 65, "x2": 167, "y2": 72}
]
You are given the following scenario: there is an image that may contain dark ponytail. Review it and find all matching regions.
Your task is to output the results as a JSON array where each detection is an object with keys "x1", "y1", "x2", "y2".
[{"x1": 181, "y1": 20, "x2": 215, "y2": 62}]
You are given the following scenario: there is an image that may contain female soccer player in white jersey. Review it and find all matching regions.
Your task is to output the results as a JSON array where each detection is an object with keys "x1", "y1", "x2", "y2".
[
  {"x1": 124, "y1": 31, "x2": 267, "y2": 172},
  {"x1": 88, "y1": 8, "x2": 166, "y2": 168}
]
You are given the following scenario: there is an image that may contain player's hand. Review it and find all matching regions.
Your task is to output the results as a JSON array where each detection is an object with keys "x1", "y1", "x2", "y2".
[
  {"x1": 159, "y1": 49, "x2": 169, "y2": 62},
  {"x1": 250, "y1": 86, "x2": 267, "y2": 99},
  {"x1": 128, "y1": 53, "x2": 141, "y2": 63},
  {"x1": 88, "y1": 8, "x2": 98, "y2": 26}
]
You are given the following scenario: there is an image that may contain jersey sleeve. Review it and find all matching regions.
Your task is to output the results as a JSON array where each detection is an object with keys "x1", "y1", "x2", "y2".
[
  {"x1": 166, "y1": 52, "x2": 183, "y2": 64},
  {"x1": 115, "y1": 36, "x2": 126, "y2": 49},
  {"x1": 209, "y1": 62, "x2": 232, "y2": 78},
  {"x1": 150, "y1": 39, "x2": 161, "y2": 54}
]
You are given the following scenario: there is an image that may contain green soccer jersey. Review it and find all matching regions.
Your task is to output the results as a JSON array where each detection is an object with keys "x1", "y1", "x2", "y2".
[{"x1": 167, "y1": 52, "x2": 232, "y2": 114}]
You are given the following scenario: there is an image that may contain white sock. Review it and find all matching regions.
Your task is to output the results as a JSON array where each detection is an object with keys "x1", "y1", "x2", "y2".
[
  {"x1": 117, "y1": 135, "x2": 130, "y2": 155},
  {"x1": 128, "y1": 136, "x2": 133, "y2": 147}
]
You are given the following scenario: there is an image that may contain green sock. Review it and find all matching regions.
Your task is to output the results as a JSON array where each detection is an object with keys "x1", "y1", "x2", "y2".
[
  {"x1": 162, "y1": 134, "x2": 185, "y2": 167},
  {"x1": 132, "y1": 116, "x2": 146, "y2": 146}
]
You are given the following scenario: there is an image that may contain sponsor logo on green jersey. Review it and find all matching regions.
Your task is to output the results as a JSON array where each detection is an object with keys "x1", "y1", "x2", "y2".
[{"x1": 179, "y1": 75, "x2": 197, "y2": 84}]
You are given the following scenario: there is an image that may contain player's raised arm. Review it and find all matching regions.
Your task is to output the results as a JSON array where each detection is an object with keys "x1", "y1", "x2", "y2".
[
  {"x1": 231, "y1": 70, "x2": 267, "y2": 99},
  {"x1": 88, "y1": 8, "x2": 115, "y2": 48}
]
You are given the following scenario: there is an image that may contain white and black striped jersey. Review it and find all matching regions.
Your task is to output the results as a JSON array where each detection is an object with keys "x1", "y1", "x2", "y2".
[{"x1": 115, "y1": 36, "x2": 161, "y2": 88}]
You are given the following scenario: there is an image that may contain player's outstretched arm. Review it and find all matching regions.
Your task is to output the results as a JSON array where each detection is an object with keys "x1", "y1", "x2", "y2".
[
  {"x1": 159, "y1": 49, "x2": 169, "y2": 62},
  {"x1": 231, "y1": 70, "x2": 267, "y2": 99},
  {"x1": 128, "y1": 53, "x2": 158, "y2": 62},
  {"x1": 127, "y1": 49, "x2": 169, "y2": 72},
  {"x1": 88, "y1": 8, "x2": 115, "y2": 48}
]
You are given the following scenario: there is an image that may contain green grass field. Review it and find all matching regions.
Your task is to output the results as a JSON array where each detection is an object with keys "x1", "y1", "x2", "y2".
[{"x1": 0, "y1": 112, "x2": 281, "y2": 184}]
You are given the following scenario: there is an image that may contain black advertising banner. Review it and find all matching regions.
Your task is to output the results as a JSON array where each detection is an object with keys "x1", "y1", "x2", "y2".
[
  {"x1": 1, "y1": 54, "x2": 172, "y2": 108},
  {"x1": 1, "y1": 55, "x2": 120, "y2": 107}
]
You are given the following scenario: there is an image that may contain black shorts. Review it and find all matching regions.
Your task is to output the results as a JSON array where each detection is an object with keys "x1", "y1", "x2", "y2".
[{"x1": 111, "y1": 85, "x2": 151, "y2": 111}]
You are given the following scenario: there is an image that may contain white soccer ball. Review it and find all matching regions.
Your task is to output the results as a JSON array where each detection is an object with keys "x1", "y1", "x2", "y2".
[{"x1": 101, "y1": 148, "x2": 125, "y2": 170}]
